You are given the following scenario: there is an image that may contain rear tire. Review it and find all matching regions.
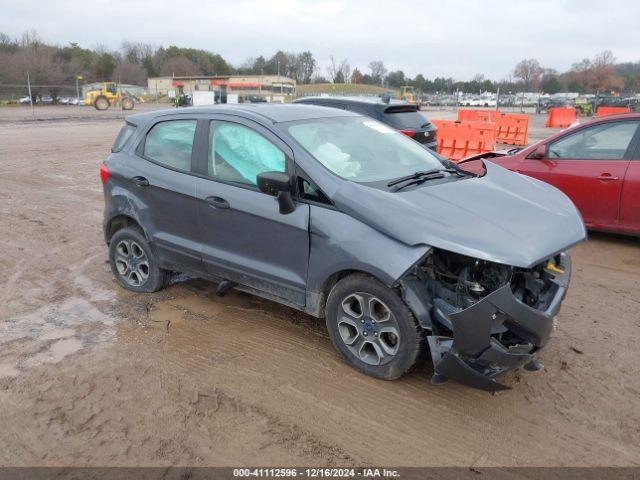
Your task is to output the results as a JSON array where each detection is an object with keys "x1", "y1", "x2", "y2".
[
  {"x1": 108, "y1": 227, "x2": 168, "y2": 293},
  {"x1": 325, "y1": 274, "x2": 424, "y2": 380},
  {"x1": 121, "y1": 97, "x2": 134, "y2": 110},
  {"x1": 94, "y1": 95, "x2": 110, "y2": 111}
]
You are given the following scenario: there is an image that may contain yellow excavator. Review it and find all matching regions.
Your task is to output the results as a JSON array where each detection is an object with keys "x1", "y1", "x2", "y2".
[
  {"x1": 399, "y1": 86, "x2": 421, "y2": 108},
  {"x1": 84, "y1": 82, "x2": 134, "y2": 111}
]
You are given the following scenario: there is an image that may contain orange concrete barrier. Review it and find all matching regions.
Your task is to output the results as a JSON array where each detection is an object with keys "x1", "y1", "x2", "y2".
[
  {"x1": 546, "y1": 107, "x2": 577, "y2": 128},
  {"x1": 432, "y1": 120, "x2": 496, "y2": 161},
  {"x1": 596, "y1": 106, "x2": 630, "y2": 117},
  {"x1": 493, "y1": 113, "x2": 530, "y2": 146},
  {"x1": 457, "y1": 109, "x2": 496, "y2": 122}
]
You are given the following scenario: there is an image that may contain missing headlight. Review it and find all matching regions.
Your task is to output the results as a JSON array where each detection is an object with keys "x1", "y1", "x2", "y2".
[{"x1": 421, "y1": 249, "x2": 513, "y2": 310}]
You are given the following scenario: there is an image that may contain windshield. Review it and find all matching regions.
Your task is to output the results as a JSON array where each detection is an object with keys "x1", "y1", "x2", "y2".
[{"x1": 286, "y1": 116, "x2": 444, "y2": 183}]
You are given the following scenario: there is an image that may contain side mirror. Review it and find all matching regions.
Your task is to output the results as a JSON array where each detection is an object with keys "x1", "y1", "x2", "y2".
[
  {"x1": 257, "y1": 171, "x2": 296, "y2": 215},
  {"x1": 531, "y1": 145, "x2": 546, "y2": 159}
]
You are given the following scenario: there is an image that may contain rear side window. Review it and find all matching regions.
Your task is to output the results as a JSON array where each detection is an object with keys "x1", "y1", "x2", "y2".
[
  {"x1": 383, "y1": 106, "x2": 428, "y2": 130},
  {"x1": 144, "y1": 120, "x2": 197, "y2": 171},
  {"x1": 112, "y1": 124, "x2": 136, "y2": 152}
]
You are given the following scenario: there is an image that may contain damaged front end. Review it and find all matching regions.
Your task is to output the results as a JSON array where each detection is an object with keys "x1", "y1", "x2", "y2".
[{"x1": 400, "y1": 248, "x2": 571, "y2": 391}]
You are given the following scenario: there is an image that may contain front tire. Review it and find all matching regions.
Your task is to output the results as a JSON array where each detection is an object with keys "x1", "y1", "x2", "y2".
[
  {"x1": 325, "y1": 275, "x2": 424, "y2": 380},
  {"x1": 109, "y1": 227, "x2": 168, "y2": 293},
  {"x1": 121, "y1": 97, "x2": 134, "y2": 110},
  {"x1": 94, "y1": 95, "x2": 110, "y2": 111}
]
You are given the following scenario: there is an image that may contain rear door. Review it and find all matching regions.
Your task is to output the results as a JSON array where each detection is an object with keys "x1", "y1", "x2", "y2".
[
  {"x1": 518, "y1": 120, "x2": 639, "y2": 229},
  {"x1": 130, "y1": 117, "x2": 204, "y2": 272},
  {"x1": 192, "y1": 116, "x2": 310, "y2": 306},
  {"x1": 618, "y1": 132, "x2": 640, "y2": 233}
]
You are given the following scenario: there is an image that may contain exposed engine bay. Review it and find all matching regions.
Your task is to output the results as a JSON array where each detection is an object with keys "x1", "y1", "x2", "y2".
[{"x1": 400, "y1": 248, "x2": 571, "y2": 391}]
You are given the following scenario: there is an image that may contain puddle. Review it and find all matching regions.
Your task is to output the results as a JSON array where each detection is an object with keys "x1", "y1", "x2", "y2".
[
  {"x1": 27, "y1": 337, "x2": 84, "y2": 366},
  {"x1": 0, "y1": 296, "x2": 116, "y2": 375},
  {"x1": 149, "y1": 294, "x2": 226, "y2": 327},
  {"x1": 0, "y1": 363, "x2": 19, "y2": 378},
  {"x1": 39, "y1": 327, "x2": 76, "y2": 341},
  {"x1": 0, "y1": 296, "x2": 114, "y2": 346}
]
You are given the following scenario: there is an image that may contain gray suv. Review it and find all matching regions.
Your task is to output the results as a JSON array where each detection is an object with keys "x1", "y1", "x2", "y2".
[{"x1": 101, "y1": 104, "x2": 586, "y2": 391}]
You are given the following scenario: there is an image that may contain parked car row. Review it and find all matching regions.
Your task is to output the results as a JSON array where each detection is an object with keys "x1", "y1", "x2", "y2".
[
  {"x1": 17, "y1": 95, "x2": 85, "y2": 105},
  {"x1": 536, "y1": 95, "x2": 640, "y2": 115}
]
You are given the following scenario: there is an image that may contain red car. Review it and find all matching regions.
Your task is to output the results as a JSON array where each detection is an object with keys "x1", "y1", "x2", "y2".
[{"x1": 471, "y1": 114, "x2": 640, "y2": 235}]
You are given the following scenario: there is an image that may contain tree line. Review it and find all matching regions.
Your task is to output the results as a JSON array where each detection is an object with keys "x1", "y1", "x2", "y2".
[{"x1": 1, "y1": 30, "x2": 638, "y2": 95}]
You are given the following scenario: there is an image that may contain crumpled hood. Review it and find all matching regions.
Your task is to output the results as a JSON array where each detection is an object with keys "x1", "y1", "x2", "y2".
[{"x1": 331, "y1": 162, "x2": 586, "y2": 268}]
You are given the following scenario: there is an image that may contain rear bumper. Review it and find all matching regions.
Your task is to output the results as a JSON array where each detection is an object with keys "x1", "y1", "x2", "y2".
[{"x1": 428, "y1": 252, "x2": 571, "y2": 391}]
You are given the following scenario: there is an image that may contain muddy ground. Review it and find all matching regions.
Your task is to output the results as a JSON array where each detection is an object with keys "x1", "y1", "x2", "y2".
[{"x1": 0, "y1": 106, "x2": 639, "y2": 467}]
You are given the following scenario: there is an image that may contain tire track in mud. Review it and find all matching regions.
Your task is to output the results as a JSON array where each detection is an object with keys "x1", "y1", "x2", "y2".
[{"x1": 126, "y1": 287, "x2": 640, "y2": 466}]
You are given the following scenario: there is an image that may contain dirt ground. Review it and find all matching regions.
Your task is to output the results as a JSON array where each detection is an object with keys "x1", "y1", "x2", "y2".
[{"x1": 0, "y1": 106, "x2": 639, "y2": 467}]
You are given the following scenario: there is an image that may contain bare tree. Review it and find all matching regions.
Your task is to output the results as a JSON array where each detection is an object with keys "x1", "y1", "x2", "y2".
[
  {"x1": 121, "y1": 41, "x2": 157, "y2": 64},
  {"x1": 327, "y1": 55, "x2": 339, "y2": 83},
  {"x1": 368, "y1": 60, "x2": 387, "y2": 85},
  {"x1": 19, "y1": 29, "x2": 41, "y2": 48},
  {"x1": 339, "y1": 59, "x2": 351, "y2": 84},
  {"x1": 513, "y1": 59, "x2": 544, "y2": 91},
  {"x1": 160, "y1": 57, "x2": 201, "y2": 76},
  {"x1": 591, "y1": 50, "x2": 622, "y2": 92},
  {"x1": 113, "y1": 61, "x2": 148, "y2": 85}
]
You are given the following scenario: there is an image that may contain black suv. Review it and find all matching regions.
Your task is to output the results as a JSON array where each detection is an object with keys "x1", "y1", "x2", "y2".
[{"x1": 294, "y1": 96, "x2": 437, "y2": 150}]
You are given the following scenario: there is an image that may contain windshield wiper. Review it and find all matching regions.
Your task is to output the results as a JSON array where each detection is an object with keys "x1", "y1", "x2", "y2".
[
  {"x1": 386, "y1": 168, "x2": 458, "y2": 187},
  {"x1": 390, "y1": 172, "x2": 449, "y2": 192}
]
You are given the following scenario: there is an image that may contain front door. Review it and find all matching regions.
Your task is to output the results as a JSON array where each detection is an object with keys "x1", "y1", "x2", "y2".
[
  {"x1": 519, "y1": 120, "x2": 639, "y2": 229},
  {"x1": 193, "y1": 117, "x2": 310, "y2": 306}
]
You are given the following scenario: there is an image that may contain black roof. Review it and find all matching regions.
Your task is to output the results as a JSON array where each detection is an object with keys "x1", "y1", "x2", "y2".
[
  {"x1": 295, "y1": 96, "x2": 412, "y2": 108},
  {"x1": 126, "y1": 103, "x2": 357, "y2": 126}
]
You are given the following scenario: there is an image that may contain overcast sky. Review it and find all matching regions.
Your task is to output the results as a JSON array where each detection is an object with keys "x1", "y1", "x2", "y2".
[{"x1": 2, "y1": 0, "x2": 637, "y2": 80}]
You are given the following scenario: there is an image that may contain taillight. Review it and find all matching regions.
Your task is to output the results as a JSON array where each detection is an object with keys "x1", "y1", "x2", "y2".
[
  {"x1": 400, "y1": 129, "x2": 416, "y2": 138},
  {"x1": 100, "y1": 164, "x2": 110, "y2": 184}
]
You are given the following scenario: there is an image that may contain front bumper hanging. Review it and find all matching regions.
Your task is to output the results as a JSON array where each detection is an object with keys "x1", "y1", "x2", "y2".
[{"x1": 426, "y1": 253, "x2": 571, "y2": 391}]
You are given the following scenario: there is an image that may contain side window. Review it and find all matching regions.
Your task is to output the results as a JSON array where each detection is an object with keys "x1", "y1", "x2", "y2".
[
  {"x1": 144, "y1": 120, "x2": 197, "y2": 171},
  {"x1": 208, "y1": 121, "x2": 286, "y2": 186},
  {"x1": 547, "y1": 121, "x2": 639, "y2": 160}
]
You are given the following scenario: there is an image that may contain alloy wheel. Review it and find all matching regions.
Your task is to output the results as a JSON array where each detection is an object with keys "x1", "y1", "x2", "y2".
[
  {"x1": 114, "y1": 239, "x2": 150, "y2": 287},
  {"x1": 337, "y1": 292, "x2": 401, "y2": 366}
]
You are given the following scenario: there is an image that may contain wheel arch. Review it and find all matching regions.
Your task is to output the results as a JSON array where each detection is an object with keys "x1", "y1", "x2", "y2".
[
  {"x1": 307, "y1": 267, "x2": 403, "y2": 318},
  {"x1": 105, "y1": 214, "x2": 148, "y2": 244}
]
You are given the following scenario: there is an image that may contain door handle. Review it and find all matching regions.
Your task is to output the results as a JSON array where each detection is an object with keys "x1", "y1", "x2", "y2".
[
  {"x1": 205, "y1": 196, "x2": 230, "y2": 209},
  {"x1": 596, "y1": 174, "x2": 619, "y2": 182},
  {"x1": 132, "y1": 176, "x2": 149, "y2": 187}
]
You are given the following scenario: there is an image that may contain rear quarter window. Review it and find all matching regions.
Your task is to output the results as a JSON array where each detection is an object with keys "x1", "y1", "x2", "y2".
[{"x1": 111, "y1": 124, "x2": 136, "y2": 152}]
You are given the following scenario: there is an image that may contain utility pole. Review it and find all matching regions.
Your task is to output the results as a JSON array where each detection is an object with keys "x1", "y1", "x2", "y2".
[
  {"x1": 118, "y1": 76, "x2": 123, "y2": 118},
  {"x1": 277, "y1": 60, "x2": 283, "y2": 95},
  {"x1": 27, "y1": 72, "x2": 34, "y2": 118},
  {"x1": 75, "y1": 75, "x2": 83, "y2": 109}
]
